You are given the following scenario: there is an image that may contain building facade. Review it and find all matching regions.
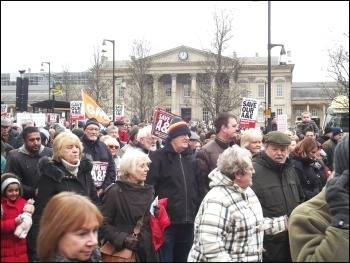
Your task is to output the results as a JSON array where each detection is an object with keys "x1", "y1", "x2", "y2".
[{"x1": 1, "y1": 45, "x2": 335, "y2": 129}]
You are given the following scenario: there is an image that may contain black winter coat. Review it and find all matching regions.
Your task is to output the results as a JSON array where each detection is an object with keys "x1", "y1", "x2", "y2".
[
  {"x1": 99, "y1": 180, "x2": 159, "y2": 262},
  {"x1": 31, "y1": 156, "x2": 101, "y2": 260},
  {"x1": 146, "y1": 142, "x2": 206, "y2": 225}
]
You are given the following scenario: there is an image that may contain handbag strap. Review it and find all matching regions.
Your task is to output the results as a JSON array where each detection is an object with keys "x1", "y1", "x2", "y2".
[{"x1": 132, "y1": 216, "x2": 144, "y2": 236}]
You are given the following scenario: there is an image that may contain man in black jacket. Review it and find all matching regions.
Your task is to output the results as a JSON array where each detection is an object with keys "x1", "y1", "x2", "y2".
[{"x1": 146, "y1": 117, "x2": 205, "y2": 262}]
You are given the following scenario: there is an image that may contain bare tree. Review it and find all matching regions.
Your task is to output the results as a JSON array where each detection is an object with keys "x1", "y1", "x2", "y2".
[
  {"x1": 86, "y1": 46, "x2": 112, "y2": 114},
  {"x1": 195, "y1": 7, "x2": 243, "y2": 123},
  {"x1": 60, "y1": 64, "x2": 81, "y2": 102},
  {"x1": 124, "y1": 38, "x2": 156, "y2": 122},
  {"x1": 322, "y1": 33, "x2": 349, "y2": 108}
]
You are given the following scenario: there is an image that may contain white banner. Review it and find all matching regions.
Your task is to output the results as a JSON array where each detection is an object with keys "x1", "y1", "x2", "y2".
[{"x1": 1, "y1": 104, "x2": 8, "y2": 113}]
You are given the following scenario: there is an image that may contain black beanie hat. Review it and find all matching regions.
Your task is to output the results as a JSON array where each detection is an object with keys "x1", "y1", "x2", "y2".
[
  {"x1": 84, "y1": 118, "x2": 100, "y2": 131},
  {"x1": 333, "y1": 133, "x2": 349, "y2": 176},
  {"x1": 167, "y1": 117, "x2": 191, "y2": 141}
]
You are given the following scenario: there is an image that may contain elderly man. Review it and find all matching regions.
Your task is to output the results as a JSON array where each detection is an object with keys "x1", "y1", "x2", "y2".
[
  {"x1": 146, "y1": 117, "x2": 205, "y2": 262},
  {"x1": 1, "y1": 118, "x2": 20, "y2": 149},
  {"x1": 135, "y1": 125, "x2": 157, "y2": 155},
  {"x1": 251, "y1": 131, "x2": 305, "y2": 262},
  {"x1": 81, "y1": 118, "x2": 116, "y2": 198}
]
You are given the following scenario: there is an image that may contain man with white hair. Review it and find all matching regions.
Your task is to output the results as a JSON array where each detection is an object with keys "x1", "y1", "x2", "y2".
[{"x1": 135, "y1": 125, "x2": 157, "y2": 155}]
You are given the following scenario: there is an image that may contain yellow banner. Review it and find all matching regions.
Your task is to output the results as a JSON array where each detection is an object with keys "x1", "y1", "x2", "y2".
[{"x1": 81, "y1": 90, "x2": 110, "y2": 124}]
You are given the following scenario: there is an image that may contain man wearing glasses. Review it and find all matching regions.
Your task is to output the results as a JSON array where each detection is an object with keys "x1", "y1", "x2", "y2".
[
  {"x1": 81, "y1": 118, "x2": 116, "y2": 198},
  {"x1": 136, "y1": 125, "x2": 157, "y2": 155},
  {"x1": 196, "y1": 113, "x2": 239, "y2": 192}
]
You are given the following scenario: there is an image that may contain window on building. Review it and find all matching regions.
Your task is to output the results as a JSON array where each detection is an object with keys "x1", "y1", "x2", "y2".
[
  {"x1": 296, "y1": 110, "x2": 301, "y2": 117},
  {"x1": 202, "y1": 108, "x2": 209, "y2": 123},
  {"x1": 276, "y1": 84, "x2": 283, "y2": 97},
  {"x1": 165, "y1": 108, "x2": 172, "y2": 113},
  {"x1": 239, "y1": 84, "x2": 247, "y2": 97},
  {"x1": 165, "y1": 84, "x2": 171, "y2": 97},
  {"x1": 257, "y1": 84, "x2": 265, "y2": 98},
  {"x1": 183, "y1": 84, "x2": 190, "y2": 97},
  {"x1": 119, "y1": 87, "x2": 125, "y2": 99},
  {"x1": 276, "y1": 108, "x2": 283, "y2": 115},
  {"x1": 311, "y1": 109, "x2": 318, "y2": 117},
  {"x1": 101, "y1": 88, "x2": 108, "y2": 100},
  {"x1": 258, "y1": 108, "x2": 264, "y2": 122}
]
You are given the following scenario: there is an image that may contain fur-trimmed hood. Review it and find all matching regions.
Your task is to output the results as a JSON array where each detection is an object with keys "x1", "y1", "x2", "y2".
[{"x1": 37, "y1": 156, "x2": 93, "y2": 182}]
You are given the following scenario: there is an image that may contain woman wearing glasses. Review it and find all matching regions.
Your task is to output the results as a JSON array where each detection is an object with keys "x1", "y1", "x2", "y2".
[{"x1": 103, "y1": 137, "x2": 121, "y2": 180}]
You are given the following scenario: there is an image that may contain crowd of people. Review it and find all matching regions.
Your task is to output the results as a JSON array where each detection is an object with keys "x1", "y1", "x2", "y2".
[{"x1": 1, "y1": 111, "x2": 348, "y2": 262}]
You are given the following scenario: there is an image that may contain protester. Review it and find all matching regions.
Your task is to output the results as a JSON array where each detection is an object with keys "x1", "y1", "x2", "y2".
[
  {"x1": 1, "y1": 118, "x2": 20, "y2": 149},
  {"x1": 32, "y1": 131, "x2": 100, "y2": 260},
  {"x1": 37, "y1": 192, "x2": 103, "y2": 262},
  {"x1": 135, "y1": 125, "x2": 157, "y2": 155},
  {"x1": 197, "y1": 113, "x2": 239, "y2": 192},
  {"x1": 240, "y1": 128, "x2": 263, "y2": 154},
  {"x1": 317, "y1": 126, "x2": 332, "y2": 145},
  {"x1": 99, "y1": 149, "x2": 159, "y2": 262},
  {"x1": 322, "y1": 127, "x2": 344, "y2": 171},
  {"x1": 251, "y1": 131, "x2": 305, "y2": 262},
  {"x1": 81, "y1": 118, "x2": 116, "y2": 198},
  {"x1": 295, "y1": 111, "x2": 320, "y2": 140},
  {"x1": 114, "y1": 120, "x2": 129, "y2": 144},
  {"x1": 1, "y1": 173, "x2": 29, "y2": 262},
  {"x1": 289, "y1": 133, "x2": 349, "y2": 262},
  {"x1": 290, "y1": 137, "x2": 328, "y2": 200},
  {"x1": 146, "y1": 117, "x2": 205, "y2": 262},
  {"x1": 102, "y1": 137, "x2": 121, "y2": 180},
  {"x1": 188, "y1": 145, "x2": 286, "y2": 262}
]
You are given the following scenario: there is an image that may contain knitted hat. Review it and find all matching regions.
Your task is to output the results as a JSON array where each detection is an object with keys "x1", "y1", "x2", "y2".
[
  {"x1": 84, "y1": 118, "x2": 100, "y2": 131},
  {"x1": 324, "y1": 126, "x2": 333, "y2": 135},
  {"x1": 332, "y1": 127, "x2": 343, "y2": 137},
  {"x1": 1, "y1": 173, "x2": 22, "y2": 196},
  {"x1": 264, "y1": 131, "x2": 291, "y2": 146},
  {"x1": 167, "y1": 117, "x2": 191, "y2": 141},
  {"x1": 333, "y1": 133, "x2": 349, "y2": 176}
]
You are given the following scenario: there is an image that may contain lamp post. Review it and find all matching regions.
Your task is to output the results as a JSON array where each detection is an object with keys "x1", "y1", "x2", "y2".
[
  {"x1": 102, "y1": 39, "x2": 115, "y2": 121},
  {"x1": 41, "y1": 62, "x2": 51, "y2": 101},
  {"x1": 267, "y1": 0, "x2": 286, "y2": 131}
]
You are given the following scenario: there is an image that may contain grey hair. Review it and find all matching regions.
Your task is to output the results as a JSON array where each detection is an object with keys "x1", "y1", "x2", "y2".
[
  {"x1": 119, "y1": 148, "x2": 151, "y2": 180},
  {"x1": 106, "y1": 126, "x2": 118, "y2": 133},
  {"x1": 137, "y1": 126, "x2": 152, "y2": 143},
  {"x1": 240, "y1": 128, "x2": 263, "y2": 149},
  {"x1": 217, "y1": 145, "x2": 252, "y2": 178}
]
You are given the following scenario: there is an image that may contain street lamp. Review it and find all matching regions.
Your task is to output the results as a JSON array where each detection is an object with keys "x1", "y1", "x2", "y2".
[
  {"x1": 102, "y1": 39, "x2": 115, "y2": 121},
  {"x1": 41, "y1": 62, "x2": 51, "y2": 101},
  {"x1": 267, "y1": 0, "x2": 287, "y2": 131}
]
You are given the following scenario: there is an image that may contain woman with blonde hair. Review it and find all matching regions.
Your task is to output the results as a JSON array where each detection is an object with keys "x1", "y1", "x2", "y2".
[
  {"x1": 37, "y1": 191, "x2": 103, "y2": 262},
  {"x1": 99, "y1": 148, "x2": 160, "y2": 262},
  {"x1": 240, "y1": 128, "x2": 263, "y2": 154},
  {"x1": 31, "y1": 131, "x2": 100, "y2": 260}
]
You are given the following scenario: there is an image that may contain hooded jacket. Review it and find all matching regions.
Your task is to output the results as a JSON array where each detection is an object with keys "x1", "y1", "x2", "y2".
[
  {"x1": 146, "y1": 141, "x2": 205, "y2": 225},
  {"x1": 4, "y1": 145, "x2": 53, "y2": 199}
]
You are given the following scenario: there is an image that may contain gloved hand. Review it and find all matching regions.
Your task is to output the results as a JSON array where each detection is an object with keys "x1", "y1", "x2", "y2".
[
  {"x1": 153, "y1": 205, "x2": 160, "y2": 218},
  {"x1": 325, "y1": 170, "x2": 349, "y2": 228},
  {"x1": 123, "y1": 234, "x2": 139, "y2": 251}
]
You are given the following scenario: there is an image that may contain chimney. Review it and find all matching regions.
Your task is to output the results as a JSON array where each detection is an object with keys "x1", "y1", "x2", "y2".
[
  {"x1": 233, "y1": 51, "x2": 237, "y2": 59},
  {"x1": 28, "y1": 68, "x2": 31, "y2": 73},
  {"x1": 255, "y1": 53, "x2": 259, "y2": 58}
]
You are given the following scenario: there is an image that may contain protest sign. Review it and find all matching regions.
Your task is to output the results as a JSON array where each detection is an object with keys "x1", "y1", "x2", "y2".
[
  {"x1": 81, "y1": 90, "x2": 110, "y2": 124},
  {"x1": 239, "y1": 98, "x2": 259, "y2": 129},
  {"x1": 70, "y1": 101, "x2": 83, "y2": 115},
  {"x1": 277, "y1": 114, "x2": 288, "y2": 132},
  {"x1": 151, "y1": 107, "x2": 181, "y2": 140}
]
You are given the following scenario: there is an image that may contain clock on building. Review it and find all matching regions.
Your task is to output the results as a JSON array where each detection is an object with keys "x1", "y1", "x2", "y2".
[{"x1": 178, "y1": 51, "x2": 188, "y2": 61}]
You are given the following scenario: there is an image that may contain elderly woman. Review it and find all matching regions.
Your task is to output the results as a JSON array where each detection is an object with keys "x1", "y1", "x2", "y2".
[
  {"x1": 290, "y1": 137, "x2": 328, "y2": 200},
  {"x1": 99, "y1": 148, "x2": 159, "y2": 262},
  {"x1": 32, "y1": 131, "x2": 100, "y2": 260},
  {"x1": 188, "y1": 145, "x2": 263, "y2": 261},
  {"x1": 240, "y1": 128, "x2": 263, "y2": 154},
  {"x1": 103, "y1": 137, "x2": 121, "y2": 180},
  {"x1": 37, "y1": 192, "x2": 103, "y2": 262},
  {"x1": 188, "y1": 145, "x2": 288, "y2": 262}
]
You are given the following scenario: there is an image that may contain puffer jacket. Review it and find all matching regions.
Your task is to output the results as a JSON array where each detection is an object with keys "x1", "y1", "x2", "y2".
[
  {"x1": 251, "y1": 151, "x2": 305, "y2": 262},
  {"x1": 1, "y1": 196, "x2": 28, "y2": 262},
  {"x1": 146, "y1": 141, "x2": 206, "y2": 225}
]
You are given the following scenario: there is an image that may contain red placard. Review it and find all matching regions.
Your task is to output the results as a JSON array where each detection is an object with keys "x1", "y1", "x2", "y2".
[{"x1": 151, "y1": 107, "x2": 180, "y2": 140}]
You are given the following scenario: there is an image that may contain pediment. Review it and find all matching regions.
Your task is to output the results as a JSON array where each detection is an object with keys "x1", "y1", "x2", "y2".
[{"x1": 150, "y1": 45, "x2": 208, "y2": 63}]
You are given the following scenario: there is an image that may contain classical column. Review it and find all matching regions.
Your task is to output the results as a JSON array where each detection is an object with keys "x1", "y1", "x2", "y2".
[
  {"x1": 153, "y1": 74, "x2": 159, "y2": 105},
  {"x1": 191, "y1": 73, "x2": 197, "y2": 119},
  {"x1": 171, "y1": 74, "x2": 177, "y2": 115}
]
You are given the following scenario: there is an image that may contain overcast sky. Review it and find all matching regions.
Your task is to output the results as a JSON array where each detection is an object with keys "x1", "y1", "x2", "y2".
[{"x1": 1, "y1": 1, "x2": 349, "y2": 82}]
